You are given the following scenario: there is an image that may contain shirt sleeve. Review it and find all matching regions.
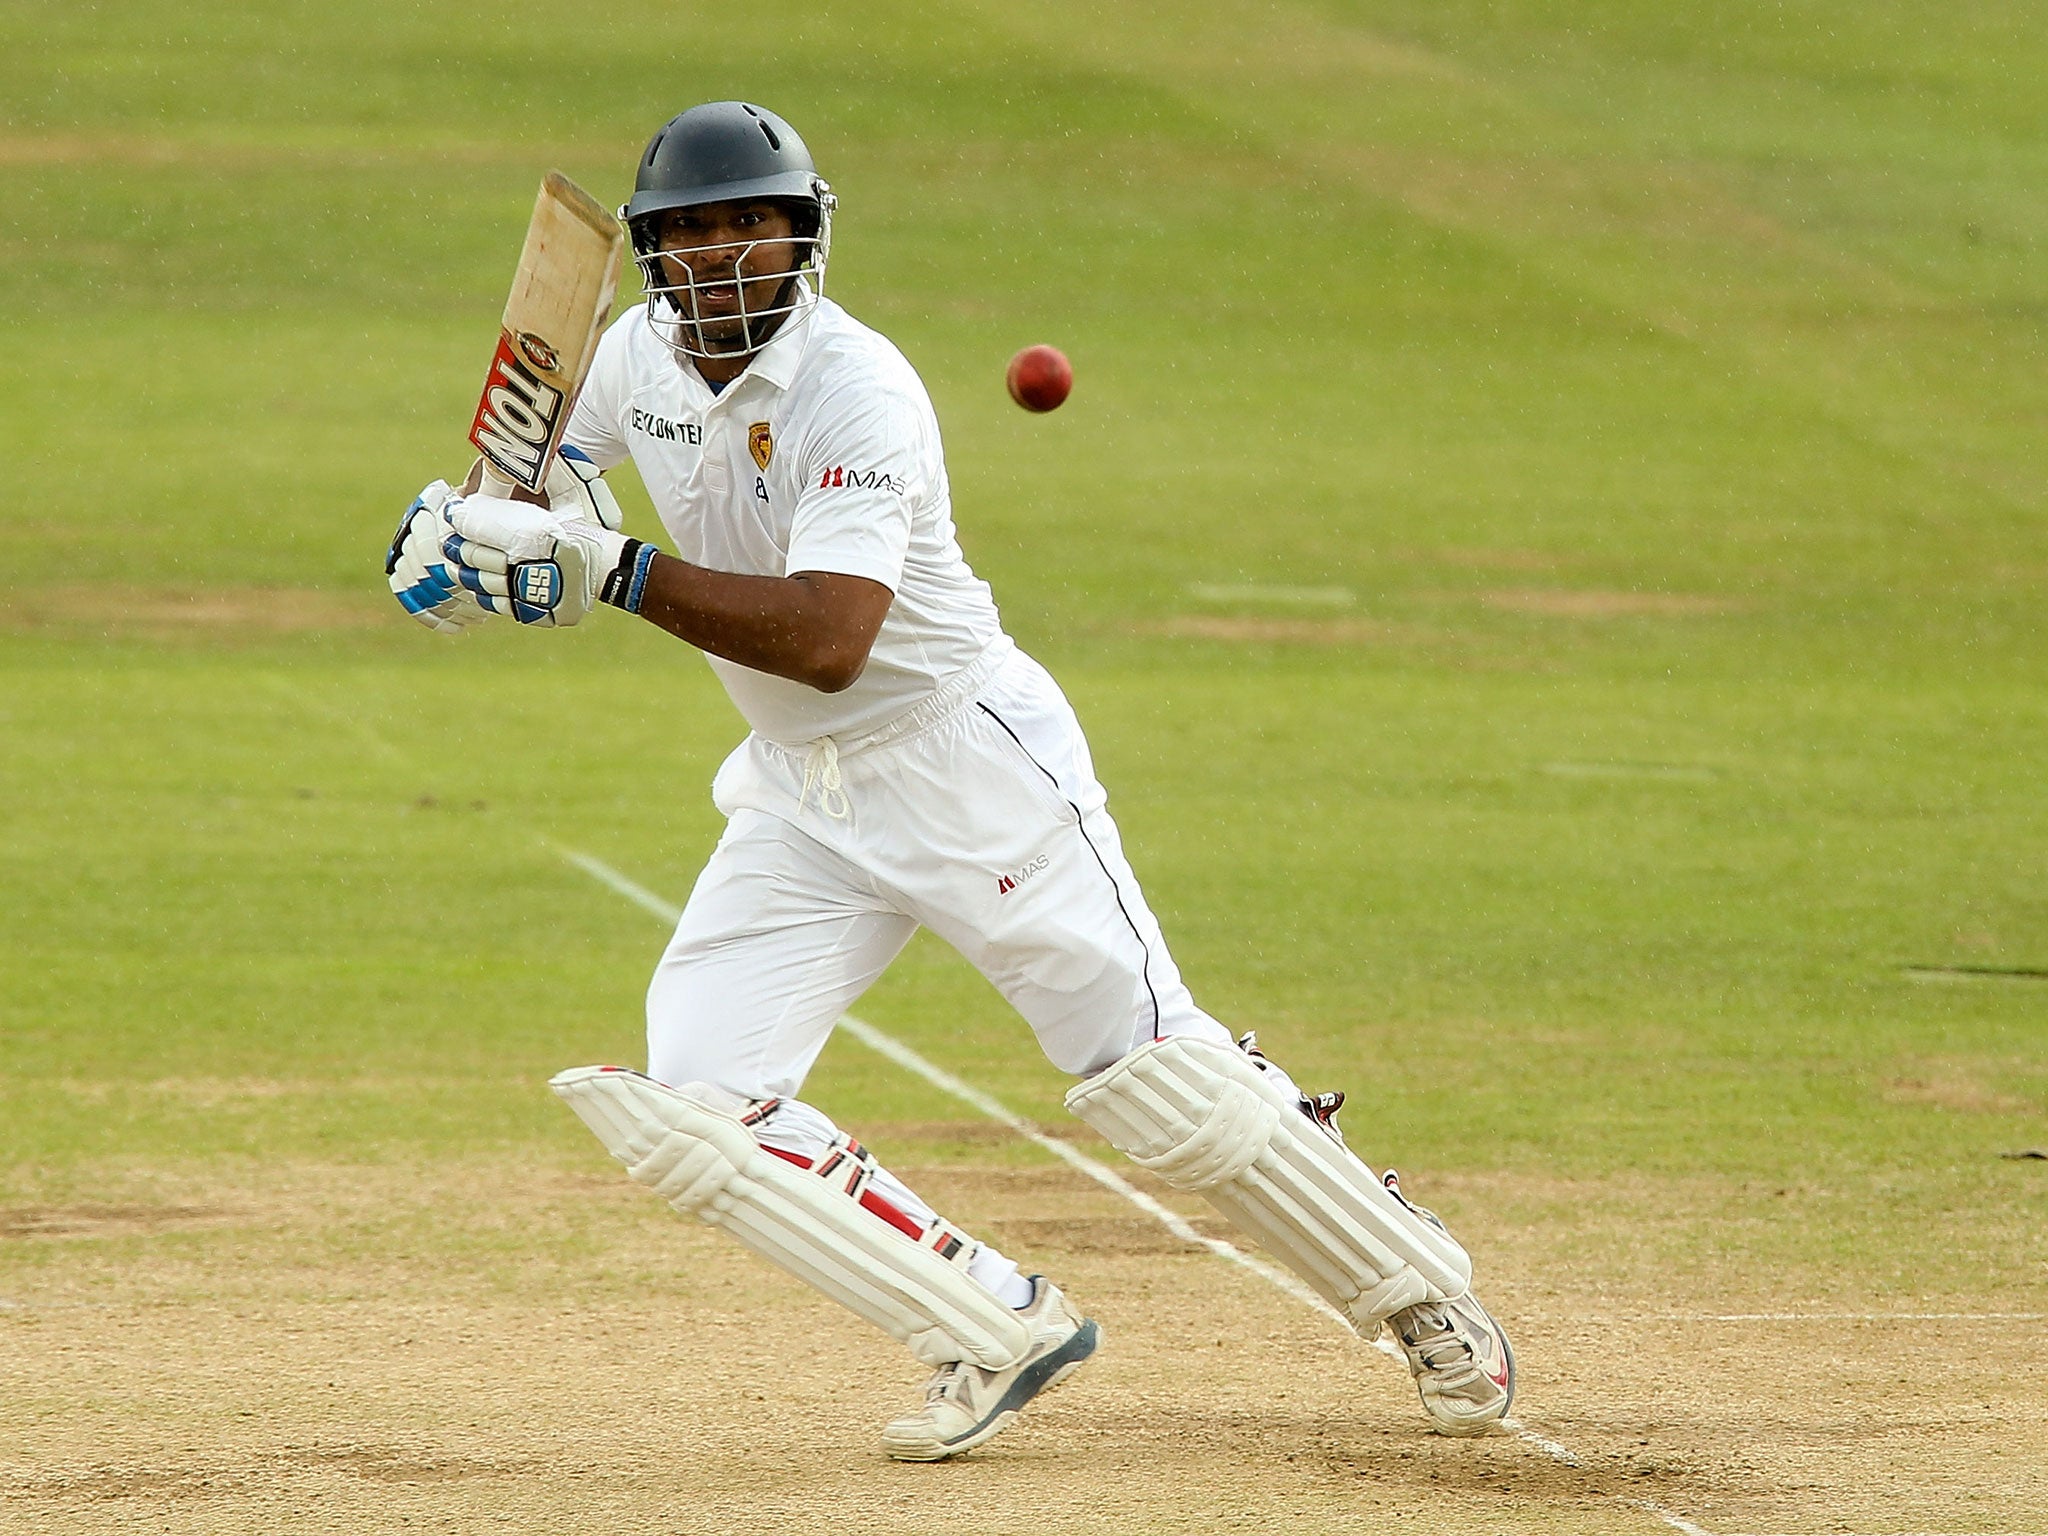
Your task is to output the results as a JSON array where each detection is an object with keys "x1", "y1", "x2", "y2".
[
  {"x1": 560, "y1": 316, "x2": 634, "y2": 471},
  {"x1": 783, "y1": 379, "x2": 926, "y2": 590}
]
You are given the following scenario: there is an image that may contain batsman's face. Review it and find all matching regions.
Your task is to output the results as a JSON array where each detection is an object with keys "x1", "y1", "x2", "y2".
[{"x1": 652, "y1": 200, "x2": 801, "y2": 352}]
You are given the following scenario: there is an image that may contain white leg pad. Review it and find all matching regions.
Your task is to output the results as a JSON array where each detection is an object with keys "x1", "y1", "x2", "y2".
[
  {"x1": 1064, "y1": 1037, "x2": 1472, "y2": 1328},
  {"x1": 551, "y1": 1066, "x2": 1032, "y2": 1370}
]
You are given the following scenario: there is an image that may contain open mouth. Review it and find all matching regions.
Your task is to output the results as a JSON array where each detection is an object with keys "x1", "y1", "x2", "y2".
[{"x1": 646, "y1": 253, "x2": 807, "y2": 356}]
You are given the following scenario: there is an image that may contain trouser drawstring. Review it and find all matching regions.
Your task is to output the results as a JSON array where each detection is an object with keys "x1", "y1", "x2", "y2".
[{"x1": 800, "y1": 736, "x2": 850, "y2": 820}]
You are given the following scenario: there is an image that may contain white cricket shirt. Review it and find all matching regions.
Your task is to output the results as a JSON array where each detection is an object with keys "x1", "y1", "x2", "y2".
[{"x1": 564, "y1": 294, "x2": 1008, "y2": 748}]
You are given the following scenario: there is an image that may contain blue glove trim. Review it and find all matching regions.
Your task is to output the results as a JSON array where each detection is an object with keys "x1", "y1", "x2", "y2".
[
  {"x1": 598, "y1": 538, "x2": 661, "y2": 614},
  {"x1": 385, "y1": 499, "x2": 424, "y2": 576},
  {"x1": 394, "y1": 569, "x2": 456, "y2": 615},
  {"x1": 394, "y1": 583, "x2": 440, "y2": 616},
  {"x1": 624, "y1": 542, "x2": 659, "y2": 614}
]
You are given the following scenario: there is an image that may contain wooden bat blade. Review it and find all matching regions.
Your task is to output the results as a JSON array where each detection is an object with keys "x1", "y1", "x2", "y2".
[{"x1": 469, "y1": 172, "x2": 625, "y2": 494}]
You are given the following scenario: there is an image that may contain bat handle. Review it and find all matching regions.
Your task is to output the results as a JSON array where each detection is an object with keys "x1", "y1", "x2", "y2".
[
  {"x1": 465, "y1": 457, "x2": 550, "y2": 506},
  {"x1": 462, "y1": 454, "x2": 544, "y2": 507}
]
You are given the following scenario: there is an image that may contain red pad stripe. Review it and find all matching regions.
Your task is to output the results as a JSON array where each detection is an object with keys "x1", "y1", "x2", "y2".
[
  {"x1": 756, "y1": 1141, "x2": 922, "y2": 1240},
  {"x1": 858, "y1": 1189, "x2": 925, "y2": 1240}
]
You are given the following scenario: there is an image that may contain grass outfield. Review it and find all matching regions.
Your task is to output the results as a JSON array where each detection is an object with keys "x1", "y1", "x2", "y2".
[{"x1": 3, "y1": 2, "x2": 2045, "y2": 1532}]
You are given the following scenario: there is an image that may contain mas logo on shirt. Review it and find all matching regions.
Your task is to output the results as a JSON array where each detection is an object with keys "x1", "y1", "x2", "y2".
[
  {"x1": 748, "y1": 422, "x2": 773, "y2": 471},
  {"x1": 817, "y1": 465, "x2": 908, "y2": 494},
  {"x1": 996, "y1": 854, "x2": 1050, "y2": 896}
]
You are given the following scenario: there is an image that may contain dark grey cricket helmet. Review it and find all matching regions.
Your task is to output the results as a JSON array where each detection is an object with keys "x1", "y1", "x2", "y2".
[{"x1": 622, "y1": 102, "x2": 836, "y2": 359}]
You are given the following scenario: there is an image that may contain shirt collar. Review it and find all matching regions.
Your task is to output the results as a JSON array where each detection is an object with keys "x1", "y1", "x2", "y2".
[
  {"x1": 670, "y1": 283, "x2": 817, "y2": 407},
  {"x1": 740, "y1": 282, "x2": 818, "y2": 393}
]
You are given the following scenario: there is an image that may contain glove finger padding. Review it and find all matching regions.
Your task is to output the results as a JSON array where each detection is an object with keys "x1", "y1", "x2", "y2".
[
  {"x1": 388, "y1": 481, "x2": 489, "y2": 634},
  {"x1": 548, "y1": 444, "x2": 624, "y2": 532},
  {"x1": 407, "y1": 529, "x2": 490, "y2": 631},
  {"x1": 441, "y1": 531, "x2": 511, "y2": 575}
]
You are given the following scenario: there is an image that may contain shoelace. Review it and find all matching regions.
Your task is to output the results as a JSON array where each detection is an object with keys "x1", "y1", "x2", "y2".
[
  {"x1": 1395, "y1": 1304, "x2": 1478, "y2": 1369},
  {"x1": 799, "y1": 736, "x2": 850, "y2": 820}
]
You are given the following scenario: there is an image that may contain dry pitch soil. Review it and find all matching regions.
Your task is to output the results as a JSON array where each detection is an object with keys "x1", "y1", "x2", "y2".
[{"x1": 4, "y1": 1136, "x2": 2044, "y2": 1536}]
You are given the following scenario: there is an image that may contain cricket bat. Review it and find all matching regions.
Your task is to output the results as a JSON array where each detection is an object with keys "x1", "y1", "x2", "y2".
[{"x1": 468, "y1": 171, "x2": 625, "y2": 499}]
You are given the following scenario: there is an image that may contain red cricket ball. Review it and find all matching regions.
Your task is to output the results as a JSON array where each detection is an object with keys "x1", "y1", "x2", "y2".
[{"x1": 1006, "y1": 344, "x2": 1072, "y2": 412}]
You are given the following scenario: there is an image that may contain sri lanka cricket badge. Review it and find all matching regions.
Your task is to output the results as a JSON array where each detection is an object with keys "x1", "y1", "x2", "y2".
[{"x1": 748, "y1": 422, "x2": 773, "y2": 471}]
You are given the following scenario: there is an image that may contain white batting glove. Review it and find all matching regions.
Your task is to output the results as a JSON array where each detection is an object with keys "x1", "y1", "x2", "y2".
[
  {"x1": 545, "y1": 444, "x2": 625, "y2": 532},
  {"x1": 443, "y1": 494, "x2": 648, "y2": 627},
  {"x1": 386, "y1": 480, "x2": 490, "y2": 634}
]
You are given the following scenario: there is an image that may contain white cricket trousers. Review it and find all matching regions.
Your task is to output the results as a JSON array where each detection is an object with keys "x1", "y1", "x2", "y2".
[
  {"x1": 647, "y1": 645, "x2": 1232, "y2": 1096},
  {"x1": 643, "y1": 646, "x2": 1235, "y2": 1303}
]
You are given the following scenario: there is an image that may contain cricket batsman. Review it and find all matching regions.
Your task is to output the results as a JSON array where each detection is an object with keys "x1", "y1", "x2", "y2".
[{"x1": 385, "y1": 101, "x2": 1515, "y2": 1459}]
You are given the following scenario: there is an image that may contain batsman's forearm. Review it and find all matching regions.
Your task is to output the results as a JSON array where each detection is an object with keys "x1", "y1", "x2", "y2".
[{"x1": 630, "y1": 553, "x2": 880, "y2": 693}]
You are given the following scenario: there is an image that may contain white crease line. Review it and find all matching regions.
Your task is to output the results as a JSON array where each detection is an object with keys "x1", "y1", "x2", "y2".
[
  {"x1": 561, "y1": 848, "x2": 1703, "y2": 1536},
  {"x1": 1628, "y1": 1505, "x2": 1715, "y2": 1536},
  {"x1": 1509, "y1": 1423, "x2": 1581, "y2": 1465},
  {"x1": 557, "y1": 846, "x2": 682, "y2": 923}
]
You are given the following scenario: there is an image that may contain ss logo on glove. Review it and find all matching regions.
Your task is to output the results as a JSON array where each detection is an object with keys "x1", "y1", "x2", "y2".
[{"x1": 515, "y1": 562, "x2": 564, "y2": 610}]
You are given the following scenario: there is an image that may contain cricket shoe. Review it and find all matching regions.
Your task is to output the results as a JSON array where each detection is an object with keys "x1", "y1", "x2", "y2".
[
  {"x1": 1379, "y1": 1168, "x2": 1516, "y2": 1435},
  {"x1": 881, "y1": 1277, "x2": 1099, "y2": 1461}
]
